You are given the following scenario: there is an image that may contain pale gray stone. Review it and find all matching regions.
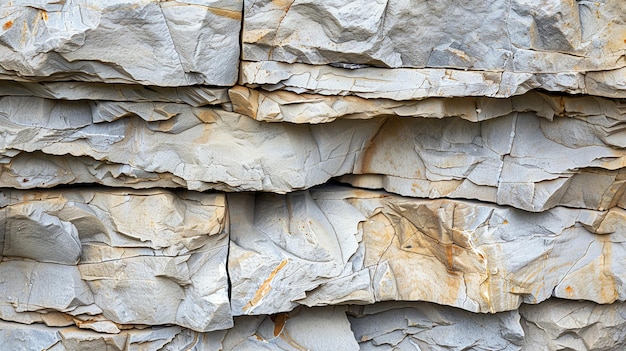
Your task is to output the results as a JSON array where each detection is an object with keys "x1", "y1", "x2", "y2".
[
  {"x1": 172, "y1": 306, "x2": 359, "y2": 351},
  {"x1": 228, "y1": 187, "x2": 625, "y2": 315},
  {"x1": 240, "y1": 61, "x2": 626, "y2": 99},
  {"x1": 243, "y1": 0, "x2": 625, "y2": 73},
  {"x1": 0, "y1": 81, "x2": 229, "y2": 106},
  {"x1": 0, "y1": 0, "x2": 242, "y2": 86},
  {"x1": 0, "y1": 98, "x2": 623, "y2": 212},
  {"x1": 230, "y1": 86, "x2": 626, "y2": 124},
  {"x1": 348, "y1": 302, "x2": 523, "y2": 351},
  {"x1": 520, "y1": 299, "x2": 626, "y2": 351},
  {"x1": 0, "y1": 189, "x2": 231, "y2": 332},
  {"x1": 0, "y1": 320, "x2": 185, "y2": 351}
]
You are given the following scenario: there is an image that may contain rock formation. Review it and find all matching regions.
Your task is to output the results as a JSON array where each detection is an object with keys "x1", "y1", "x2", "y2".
[{"x1": 0, "y1": 0, "x2": 624, "y2": 350}]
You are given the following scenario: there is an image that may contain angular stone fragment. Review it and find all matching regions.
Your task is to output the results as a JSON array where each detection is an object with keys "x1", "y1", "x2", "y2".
[
  {"x1": 228, "y1": 187, "x2": 625, "y2": 315},
  {"x1": 0, "y1": 0, "x2": 242, "y2": 86},
  {"x1": 0, "y1": 98, "x2": 623, "y2": 211},
  {"x1": 347, "y1": 302, "x2": 524, "y2": 351},
  {"x1": 0, "y1": 189, "x2": 230, "y2": 332},
  {"x1": 241, "y1": 61, "x2": 626, "y2": 99},
  {"x1": 520, "y1": 299, "x2": 626, "y2": 351},
  {"x1": 243, "y1": 0, "x2": 625, "y2": 73}
]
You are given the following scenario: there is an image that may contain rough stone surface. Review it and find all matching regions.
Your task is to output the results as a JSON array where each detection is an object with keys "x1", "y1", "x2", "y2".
[
  {"x1": 0, "y1": 189, "x2": 231, "y2": 332},
  {"x1": 520, "y1": 299, "x2": 626, "y2": 351},
  {"x1": 1, "y1": 96, "x2": 623, "y2": 212},
  {"x1": 243, "y1": 0, "x2": 625, "y2": 73},
  {"x1": 1, "y1": 0, "x2": 625, "y2": 349},
  {"x1": 240, "y1": 61, "x2": 626, "y2": 100},
  {"x1": 229, "y1": 187, "x2": 625, "y2": 315},
  {"x1": 348, "y1": 302, "x2": 524, "y2": 351},
  {"x1": 230, "y1": 86, "x2": 626, "y2": 124},
  {"x1": 0, "y1": 1, "x2": 242, "y2": 86}
]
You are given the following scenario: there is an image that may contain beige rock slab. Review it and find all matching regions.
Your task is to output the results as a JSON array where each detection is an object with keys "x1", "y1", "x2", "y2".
[
  {"x1": 228, "y1": 187, "x2": 626, "y2": 316},
  {"x1": 0, "y1": 189, "x2": 231, "y2": 332}
]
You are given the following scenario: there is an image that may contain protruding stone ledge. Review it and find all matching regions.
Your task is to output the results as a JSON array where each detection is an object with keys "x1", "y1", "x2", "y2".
[
  {"x1": 0, "y1": 98, "x2": 623, "y2": 211},
  {"x1": 241, "y1": 61, "x2": 626, "y2": 100},
  {"x1": 0, "y1": 189, "x2": 230, "y2": 332},
  {"x1": 243, "y1": 1, "x2": 625, "y2": 74},
  {"x1": 229, "y1": 86, "x2": 626, "y2": 124},
  {"x1": 0, "y1": 1, "x2": 242, "y2": 86}
]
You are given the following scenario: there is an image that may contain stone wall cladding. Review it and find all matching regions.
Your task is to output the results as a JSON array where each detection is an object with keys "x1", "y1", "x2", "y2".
[{"x1": 0, "y1": 0, "x2": 624, "y2": 350}]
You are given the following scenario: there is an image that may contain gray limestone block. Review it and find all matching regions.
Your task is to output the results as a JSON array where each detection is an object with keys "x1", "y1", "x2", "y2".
[
  {"x1": 0, "y1": 189, "x2": 231, "y2": 332},
  {"x1": 519, "y1": 299, "x2": 626, "y2": 351},
  {"x1": 228, "y1": 186, "x2": 625, "y2": 315},
  {"x1": 242, "y1": 0, "x2": 625, "y2": 74},
  {"x1": 0, "y1": 97, "x2": 623, "y2": 212},
  {"x1": 240, "y1": 61, "x2": 626, "y2": 100},
  {"x1": 0, "y1": 0, "x2": 242, "y2": 86},
  {"x1": 0, "y1": 81, "x2": 230, "y2": 106},
  {"x1": 347, "y1": 302, "x2": 524, "y2": 351},
  {"x1": 0, "y1": 320, "x2": 185, "y2": 351}
]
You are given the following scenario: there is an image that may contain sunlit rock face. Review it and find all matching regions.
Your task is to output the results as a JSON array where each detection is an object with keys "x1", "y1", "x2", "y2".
[
  {"x1": 228, "y1": 187, "x2": 625, "y2": 315},
  {"x1": 0, "y1": 0, "x2": 625, "y2": 349}
]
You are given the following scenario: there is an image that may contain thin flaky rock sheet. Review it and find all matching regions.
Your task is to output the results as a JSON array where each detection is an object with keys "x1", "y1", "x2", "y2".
[
  {"x1": 0, "y1": 97, "x2": 624, "y2": 212},
  {"x1": 228, "y1": 187, "x2": 625, "y2": 315},
  {"x1": 229, "y1": 86, "x2": 626, "y2": 124},
  {"x1": 240, "y1": 61, "x2": 626, "y2": 99},
  {"x1": 0, "y1": 81, "x2": 230, "y2": 106},
  {"x1": 0, "y1": 0, "x2": 242, "y2": 86},
  {"x1": 243, "y1": 1, "x2": 625, "y2": 72},
  {"x1": 0, "y1": 189, "x2": 231, "y2": 332}
]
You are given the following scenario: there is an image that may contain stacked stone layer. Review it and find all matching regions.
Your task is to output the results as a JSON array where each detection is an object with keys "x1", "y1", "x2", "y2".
[{"x1": 0, "y1": 0, "x2": 625, "y2": 350}]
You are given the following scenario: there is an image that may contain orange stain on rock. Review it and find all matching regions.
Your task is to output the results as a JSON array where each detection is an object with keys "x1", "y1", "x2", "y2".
[
  {"x1": 565, "y1": 285, "x2": 574, "y2": 296},
  {"x1": 3, "y1": 20, "x2": 13, "y2": 30},
  {"x1": 271, "y1": 313, "x2": 289, "y2": 336}
]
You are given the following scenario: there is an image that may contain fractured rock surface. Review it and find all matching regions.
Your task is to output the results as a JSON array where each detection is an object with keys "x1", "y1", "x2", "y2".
[
  {"x1": 1, "y1": 0, "x2": 625, "y2": 349},
  {"x1": 0, "y1": 95, "x2": 623, "y2": 212},
  {"x1": 243, "y1": 0, "x2": 625, "y2": 73},
  {"x1": 0, "y1": 189, "x2": 230, "y2": 332},
  {"x1": 229, "y1": 187, "x2": 625, "y2": 315},
  {"x1": 0, "y1": 1, "x2": 242, "y2": 86}
]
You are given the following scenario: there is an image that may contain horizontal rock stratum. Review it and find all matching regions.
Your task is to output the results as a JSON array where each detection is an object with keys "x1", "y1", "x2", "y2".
[{"x1": 0, "y1": 0, "x2": 625, "y2": 350}]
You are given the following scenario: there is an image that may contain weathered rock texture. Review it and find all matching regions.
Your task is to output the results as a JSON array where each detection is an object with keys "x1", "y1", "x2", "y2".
[{"x1": 1, "y1": 0, "x2": 625, "y2": 349}]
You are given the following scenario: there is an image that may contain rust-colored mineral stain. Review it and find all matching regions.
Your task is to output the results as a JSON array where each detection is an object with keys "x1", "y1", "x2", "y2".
[
  {"x1": 243, "y1": 259, "x2": 288, "y2": 312},
  {"x1": 271, "y1": 312, "x2": 289, "y2": 336},
  {"x1": 502, "y1": 220, "x2": 508, "y2": 224},
  {"x1": 208, "y1": 7, "x2": 242, "y2": 21},
  {"x1": 41, "y1": 10, "x2": 48, "y2": 21},
  {"x1": 565, "y1": 285, "x2": 574, "y2": 296},
  {"x1": 3, "y1": 21, "x2": 13, "y2": 30}
]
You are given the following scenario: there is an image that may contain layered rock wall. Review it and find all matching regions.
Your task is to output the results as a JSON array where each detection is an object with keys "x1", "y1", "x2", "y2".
[{"x1": 0, "y1": 1, "x2": 625, "y2": 350}]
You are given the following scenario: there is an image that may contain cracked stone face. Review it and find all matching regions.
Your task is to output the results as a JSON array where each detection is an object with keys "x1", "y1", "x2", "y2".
[
  {"x1": 0, "y1": 189, "x2": 231, "y2": 332},
  {"x1": 0, "y1": 94, "x2": 623, "y2": 212},
  {"x1": 0, "y1": 1, "x2": 242, "y2": 86},
  {"x1": 242, "y1": 0, "x2": 625, "y2": 72},
  {"x1": 228, "y1": 187, "x2": 626, "y2": 315},
  {"x1": 0, "y1": 0, "x2": 625, "y2": 349}
]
